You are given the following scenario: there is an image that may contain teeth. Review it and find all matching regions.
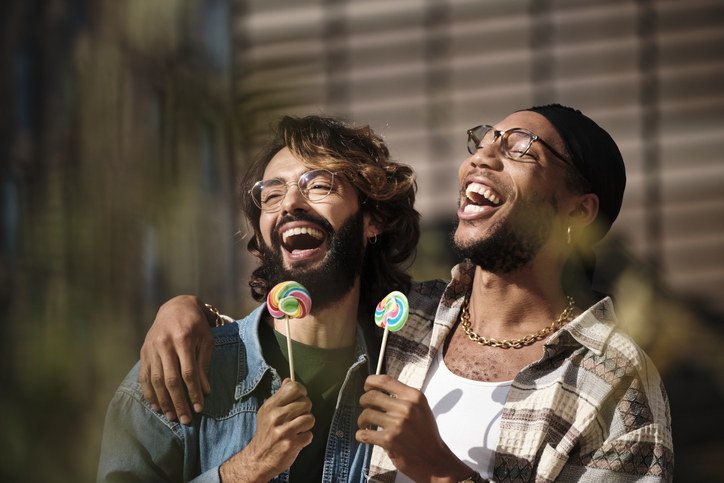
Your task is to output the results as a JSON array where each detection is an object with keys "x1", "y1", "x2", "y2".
[
  {"x1": 282, "y1": 226, "x2": 324, "y2": 244},
  {"x1": 465, "y1": 182, "x2": 501, "y2": 205},
  {"x1": 463, "y1": 204, "x2": 486, "y2": 213}
]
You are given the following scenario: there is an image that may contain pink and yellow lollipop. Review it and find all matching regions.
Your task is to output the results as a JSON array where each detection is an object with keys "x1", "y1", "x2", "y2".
[
  {"x1": 267, "y1": 281, "x2": 312, "y2": 381},
  {"x1": 374, "y1": 291, "x2": 409, "y2": 374},
  {"x1": 267, "y1": 281, "x2": 312, "y2": 319}
]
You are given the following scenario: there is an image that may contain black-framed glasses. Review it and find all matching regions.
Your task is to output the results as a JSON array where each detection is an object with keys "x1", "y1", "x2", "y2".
[
  {"x1": 250, "y1": 169, "x2": 337, "y2": 212},
  {"x1": 467, "y1": 125, "x2": 571, "y2": 166}
]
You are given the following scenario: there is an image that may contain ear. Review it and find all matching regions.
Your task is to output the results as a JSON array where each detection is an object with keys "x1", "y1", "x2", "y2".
[
  {"x1": 363, "y1": 212, "x2": 381, "y2": 239},
  {"x1": 568, "y1": 193, "x2": 599, "y2": 228}
]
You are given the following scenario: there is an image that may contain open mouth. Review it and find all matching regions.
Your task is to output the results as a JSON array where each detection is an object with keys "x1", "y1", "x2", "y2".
[
  {"x1": 280, "y1": 225, "x2": 326, "y2": 252},
  {"x1": 463, "y1": 182, "x2": 502, "y2": 212}
]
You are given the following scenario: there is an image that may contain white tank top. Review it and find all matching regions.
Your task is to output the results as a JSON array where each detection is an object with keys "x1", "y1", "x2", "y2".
[{"x1": 395, "y1": 350, "x2": 512, "y2": 482}]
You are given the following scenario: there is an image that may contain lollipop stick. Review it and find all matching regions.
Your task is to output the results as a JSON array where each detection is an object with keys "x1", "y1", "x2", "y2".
[
  {"x1": 285, "y1": 315, "x2": 295, "y2": 382},
  {"x1": 376, "y1": 326, "x2": 390, "y2": 375}
]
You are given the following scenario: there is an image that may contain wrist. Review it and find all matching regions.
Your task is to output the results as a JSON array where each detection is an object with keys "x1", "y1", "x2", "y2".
[{"x1": 219, "y1": 455, "x2": 273, "y2": 483}]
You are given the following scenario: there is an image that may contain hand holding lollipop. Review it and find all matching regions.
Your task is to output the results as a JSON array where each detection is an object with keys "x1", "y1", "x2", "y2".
[
  {"x1": 374, "y1": 291, "x2": 409, "y2": 374},
  {"x1": 267, "y1": 281, "x2": 312, "y2": 381}
]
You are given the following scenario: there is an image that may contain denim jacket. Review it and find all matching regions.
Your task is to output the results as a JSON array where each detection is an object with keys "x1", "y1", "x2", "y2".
[{"x1": 97, "y1": 304, "x2": 373, "y2": 482}]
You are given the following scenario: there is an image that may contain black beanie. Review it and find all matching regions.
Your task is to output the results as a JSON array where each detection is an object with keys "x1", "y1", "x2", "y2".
[{"x1": 522, "y1": 104, "x2": 626, "y2": 241}]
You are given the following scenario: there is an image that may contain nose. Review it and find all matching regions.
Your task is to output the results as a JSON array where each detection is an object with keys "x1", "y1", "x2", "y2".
[
  {"x1": 280, "y1": 182, "x2": 309, "y2": 214},
  {"x1": 466, "y1": 143, "x2": 503, "y2": 170},
  {"x1": 459, "y1": 145, "x2": 502, "y2": 182}
]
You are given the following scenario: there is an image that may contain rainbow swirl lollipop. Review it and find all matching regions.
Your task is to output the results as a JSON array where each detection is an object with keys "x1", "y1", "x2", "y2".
[
  {"x1": 374, "y1": 291, "x2": 409, "y2": 332},
  {"x1": 267, "y1": 281, "x2": 312, "y2": 319},
  {"x1": 374, "y1": 291, "x2": 409, "y2": 375},
  {"x1": 267, "y1": 281, "x2": 311, "y2": 382}
]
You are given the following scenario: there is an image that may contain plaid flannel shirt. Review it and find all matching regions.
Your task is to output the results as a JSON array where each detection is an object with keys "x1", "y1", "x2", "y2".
[{"x1": 368, "y1": 260, "x2": 674, "y2": 483}]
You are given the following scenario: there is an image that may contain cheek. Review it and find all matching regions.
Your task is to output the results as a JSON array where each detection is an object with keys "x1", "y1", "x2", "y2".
[
  {"x1": 458, "y1": 158, "x2": 473, "y2": 181},
  {"x1": 259, "y1": 215, "x2": 276, "y2": 245},
  {"x1": 507, "y1": 166, "x2": 550, "y2": 199}
]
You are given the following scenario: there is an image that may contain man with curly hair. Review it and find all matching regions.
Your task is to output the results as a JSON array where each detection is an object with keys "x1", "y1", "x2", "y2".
[{"x1": 97, "y1": 115, "x2": 420, "y2": 482}]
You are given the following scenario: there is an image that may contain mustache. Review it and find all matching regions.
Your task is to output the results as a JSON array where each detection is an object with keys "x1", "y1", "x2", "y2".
[
  {"x1": 271, "y1": 212, "x2": 335, "y2": 245},
  {"x1": 460, "y1": 170, "x2": 508, "y2": 194}
]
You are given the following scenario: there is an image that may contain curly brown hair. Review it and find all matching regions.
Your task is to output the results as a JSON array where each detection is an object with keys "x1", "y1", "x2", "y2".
[{"x1": 241, "y1": 115, "x2": 420, "y2": 316}]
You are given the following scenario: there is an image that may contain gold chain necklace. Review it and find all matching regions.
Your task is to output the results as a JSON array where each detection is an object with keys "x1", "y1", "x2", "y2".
[{"x1": 459, "y1": 296, "x2": 576, "y2": 349}]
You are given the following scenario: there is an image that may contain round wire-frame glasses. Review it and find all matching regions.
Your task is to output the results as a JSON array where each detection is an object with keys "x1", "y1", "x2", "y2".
[{"x1": 250, "y1": 169, "x2": 337, "y2": 212}]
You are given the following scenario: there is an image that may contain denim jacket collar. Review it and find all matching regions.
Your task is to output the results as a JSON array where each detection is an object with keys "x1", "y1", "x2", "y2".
[{"x1": 233, "y1": 303, "x2": 372, "y2": 401}]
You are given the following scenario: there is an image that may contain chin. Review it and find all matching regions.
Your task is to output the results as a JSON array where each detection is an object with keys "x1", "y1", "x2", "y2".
[{"x1": 453, "y1": 224, "x2": 485, "y2": 250}]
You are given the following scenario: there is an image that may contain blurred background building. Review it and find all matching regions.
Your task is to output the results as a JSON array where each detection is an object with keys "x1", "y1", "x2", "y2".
[{"x1": 1, "y1": 0, "x2": 722, "y2": 481}]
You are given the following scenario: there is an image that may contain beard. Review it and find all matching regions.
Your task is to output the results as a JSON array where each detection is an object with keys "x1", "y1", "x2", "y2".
[
  {"x1": 451, "y1": 197, "x2": 557, "y2": 274},
  {"x1": 259, "y1": 210, "x2": 366, "y2": 311}
]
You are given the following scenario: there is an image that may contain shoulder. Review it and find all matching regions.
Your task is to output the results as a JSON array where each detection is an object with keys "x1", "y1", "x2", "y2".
[
  {"x1": 566, "y1": 298, "x2": 659, "y2": 378},
  {"x1": 383, "y1": 279, "x2": 448, "y2": 371},
  {"x1": 400, "y1": 279, "x2": 447, "y2": 337},
  {"x1": 596, "y1": 322, "x2": 670, "y2": 413},
  {"x1": 113, "y1": 362, "x2": 147, "y2": 405},
  {"x1": 558, "y1": 298, "x2": 671, "y2": 428},
  {"x1": 107, "y1": 363, "x2": 186, "y2": 436},
  {"x1": 99, "y1": 363, "x2": 191, "y2": 481},
  {"x1": 409, "y1": 279, "x2": 448, "y2": 317},
  {"x1": 209, "y1": 305, "x2": 265, "y2": 355}
]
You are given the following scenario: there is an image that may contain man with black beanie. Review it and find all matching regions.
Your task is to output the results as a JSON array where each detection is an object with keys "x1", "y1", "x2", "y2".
[{"x1": 358, "y1": 104, "x2": 672, "y2": 482}]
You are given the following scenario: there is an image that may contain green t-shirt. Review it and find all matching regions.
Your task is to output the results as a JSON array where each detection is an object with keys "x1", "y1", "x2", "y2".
[{"x1": 259, "y1": 320, "x2": 356, "y2": 481}]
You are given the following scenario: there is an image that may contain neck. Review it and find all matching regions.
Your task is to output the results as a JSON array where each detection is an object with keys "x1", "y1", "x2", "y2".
[
  {"x1": 269, "y1": 279, "x2": 360, "y2": 349},
  {"x1": 468, "y1": 249, "x2": 574, "y2": 331}
]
